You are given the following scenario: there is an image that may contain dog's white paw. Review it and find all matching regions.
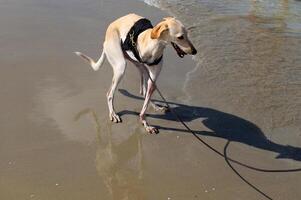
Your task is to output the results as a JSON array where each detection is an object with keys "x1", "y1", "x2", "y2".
[
  {"x1": 145, "y1": 126, "x2": 158, "y2": 134},
  {"x1": 152, "y1": 103, "x2": 170, "y2": 113},
  {"x1": 109, "y1": 113, "x2": 121, "y2": 123}
]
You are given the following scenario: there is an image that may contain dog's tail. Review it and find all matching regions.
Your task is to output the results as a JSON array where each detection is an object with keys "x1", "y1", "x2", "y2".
[{"x1": 74, "y1": 50, "x2": 106, "y2": 71}]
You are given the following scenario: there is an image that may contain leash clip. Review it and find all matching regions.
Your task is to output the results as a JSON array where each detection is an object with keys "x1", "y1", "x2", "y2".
[{"x1": 130, "y1": 31, "x2": 136, "y2": 47}]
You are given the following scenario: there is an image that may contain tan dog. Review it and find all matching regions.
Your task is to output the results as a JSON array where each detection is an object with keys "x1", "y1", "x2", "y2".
[{"x1": 75, "y1": 13, "x2": 197, "y2": 134}]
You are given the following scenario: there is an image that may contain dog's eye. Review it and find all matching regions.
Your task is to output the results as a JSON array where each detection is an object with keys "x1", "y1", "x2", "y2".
[{"x1": 177, "y1": 35, "x2": 184, "y2": 40}]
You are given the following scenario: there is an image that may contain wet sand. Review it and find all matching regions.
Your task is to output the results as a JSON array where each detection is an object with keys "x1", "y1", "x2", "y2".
[{"x1": 0, "y1": 0, "x2": 301, "y2": 200}]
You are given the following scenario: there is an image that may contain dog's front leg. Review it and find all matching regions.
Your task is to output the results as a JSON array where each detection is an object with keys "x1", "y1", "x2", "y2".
[
  {"x1": 139, "y1": 64, "x2": 162, "y2": 134},
  {"x1": 139, "y1": 79, "x2": 158, "y2": 134}
]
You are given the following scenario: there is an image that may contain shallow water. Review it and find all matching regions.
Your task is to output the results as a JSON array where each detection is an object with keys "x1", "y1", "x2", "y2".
[{"x1": 144, "y1": 0, "x2": 301, "y2": 145}]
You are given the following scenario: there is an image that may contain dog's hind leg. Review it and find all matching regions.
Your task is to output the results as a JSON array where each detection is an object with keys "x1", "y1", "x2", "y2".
[
  {"x1": 134, "y1": 63, "x2": 168, "y2": 113},
  {"x1": 104, "y1": 32, "x2": 127, "y2": 123},
  {"x1": 131, "y1": 63, "x2": 147, "y2": 96}
]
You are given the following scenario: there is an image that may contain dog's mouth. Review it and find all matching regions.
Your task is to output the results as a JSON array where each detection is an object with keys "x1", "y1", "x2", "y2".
[{"x1": 171, "y1": 42, "x2": 187, "y2": 58}]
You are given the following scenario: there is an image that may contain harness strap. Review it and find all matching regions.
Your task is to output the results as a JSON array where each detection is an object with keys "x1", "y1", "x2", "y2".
[{"x1": 121, "y1": 18, "x2": 163, "y2": 66}]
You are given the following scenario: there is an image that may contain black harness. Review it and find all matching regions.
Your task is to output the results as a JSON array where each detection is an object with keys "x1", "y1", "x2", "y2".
[{"x1": 121, "y1": 18, "x2": 163, "y2": 66}]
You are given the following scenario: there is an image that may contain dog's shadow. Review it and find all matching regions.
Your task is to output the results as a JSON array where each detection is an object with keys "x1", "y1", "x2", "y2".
[{"x1": 118, "y1": 89, "x2": 301, "y2": 162}]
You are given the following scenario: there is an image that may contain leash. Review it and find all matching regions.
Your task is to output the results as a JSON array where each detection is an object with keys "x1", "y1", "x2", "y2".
[{"x1": 144, "y1": 68, "x2": 301, "y2": 200}]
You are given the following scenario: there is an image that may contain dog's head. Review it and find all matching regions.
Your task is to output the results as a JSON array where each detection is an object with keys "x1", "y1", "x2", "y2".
[{"x1": 151, "y1": 17, "x2": 197, "y2": 58}]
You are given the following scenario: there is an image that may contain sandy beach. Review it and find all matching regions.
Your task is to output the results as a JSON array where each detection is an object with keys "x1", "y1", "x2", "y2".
[{"x1": 1, "y1": 0, "x2": 301, "y2": 199}]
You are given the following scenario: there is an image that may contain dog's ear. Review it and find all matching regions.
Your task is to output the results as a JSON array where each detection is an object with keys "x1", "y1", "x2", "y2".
[
  {"x1": 151, "y1": 22, "x2": 169, "y2": 39},
  {"x1": 163, "y1": 17, "x2": 175, "y2": 21}
]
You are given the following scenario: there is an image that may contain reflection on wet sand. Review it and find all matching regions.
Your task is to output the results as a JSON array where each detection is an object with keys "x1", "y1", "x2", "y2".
[
  {"x1": 2, "y1": 0, "x2": 301, "y2": 198},
  {"x1": 75, "y1": 109, "x2": 145, "y2": 200}
]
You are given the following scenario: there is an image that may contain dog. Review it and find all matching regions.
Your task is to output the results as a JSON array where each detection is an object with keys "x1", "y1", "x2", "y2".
[{"x1": 75, "y1": 13, "x2": 197, "y2": 134}]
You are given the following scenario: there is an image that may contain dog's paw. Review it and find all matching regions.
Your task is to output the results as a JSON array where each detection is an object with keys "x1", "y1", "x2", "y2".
[
  {"x1": 109, "y1": 113, "x2": 122, "y2": 123},
  {"x1": 152, "y1": 104, "x2": 170, "y2": 113},
  {"x1": 145, "y1": 126, "x2": 159, "y2": 134}
]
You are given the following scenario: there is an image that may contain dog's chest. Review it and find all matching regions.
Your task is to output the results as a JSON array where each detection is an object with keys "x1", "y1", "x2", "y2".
[
  {"x1": 140, "y1": 44, "x2": 164, "y2": 63},
  {"x1": 125, "y1": 50, "x2": 139, "y2": 62}
]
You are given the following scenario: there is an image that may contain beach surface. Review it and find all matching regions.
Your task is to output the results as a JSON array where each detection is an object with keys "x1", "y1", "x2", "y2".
[{"x1": 0, "y1": 0, "x2": 301, "y2": 199}]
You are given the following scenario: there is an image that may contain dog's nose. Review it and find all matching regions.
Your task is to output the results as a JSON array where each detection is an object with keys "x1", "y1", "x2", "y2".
[{"x1": 191, "y1": 47, "x2": 197, "y2": 55}]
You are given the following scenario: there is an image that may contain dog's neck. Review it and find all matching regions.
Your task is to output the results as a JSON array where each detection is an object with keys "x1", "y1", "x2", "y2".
[{"x1": 137, "y1": 29, "x2": 167, "y2": 64}]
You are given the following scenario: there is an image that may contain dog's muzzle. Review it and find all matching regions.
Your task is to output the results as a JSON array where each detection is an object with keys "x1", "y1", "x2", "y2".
[{"x1": 171, "y1": 42, "x2": 187, "y2": 58}]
